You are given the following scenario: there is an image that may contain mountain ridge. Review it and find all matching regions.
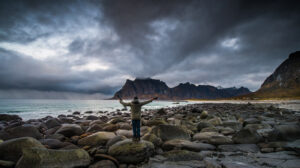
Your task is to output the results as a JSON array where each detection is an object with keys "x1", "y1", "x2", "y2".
[
  {"x1": 112, "y1": 78, "x2": 251, "y2": 100},
  {"x1": 237, "y1": 51, "x2": 300, "y2": 99}
]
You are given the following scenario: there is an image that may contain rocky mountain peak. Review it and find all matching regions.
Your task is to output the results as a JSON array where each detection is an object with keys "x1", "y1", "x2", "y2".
[
  {"x1": 112, "y1": 78, "x2": 251, "y2": 100},
  {"x1": 260, "y1": 51, "x2": 300, "y2": 90}
]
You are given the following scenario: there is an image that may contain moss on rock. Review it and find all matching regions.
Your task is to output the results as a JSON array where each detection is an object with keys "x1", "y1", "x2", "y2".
[{"x1": 16, "y1": 148, "x2": 91, "y2": 168}]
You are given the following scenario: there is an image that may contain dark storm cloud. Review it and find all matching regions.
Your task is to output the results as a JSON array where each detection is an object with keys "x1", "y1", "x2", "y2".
[
  {"x1": 99, "y1": 0, "x2": 300, "y2": 73},
  {"x1": 0, "y1": 48, "x2": 119, "y2": 95},
  {"x1": 0, "y1": 0, "x2": 300, "y2": 98}
]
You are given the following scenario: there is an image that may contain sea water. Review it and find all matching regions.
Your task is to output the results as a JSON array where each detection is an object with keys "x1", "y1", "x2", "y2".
[
  {"x1": 0, "y1": 99, "x2": 299, "y2": 120},
  {"x1": 0, "y1": 99, "x2": 192, "y2": 120}
]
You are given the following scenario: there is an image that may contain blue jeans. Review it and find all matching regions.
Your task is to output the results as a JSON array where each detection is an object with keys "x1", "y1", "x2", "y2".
[{"x1": 132, "y1": 120, "x2": 140, "y2": 138}]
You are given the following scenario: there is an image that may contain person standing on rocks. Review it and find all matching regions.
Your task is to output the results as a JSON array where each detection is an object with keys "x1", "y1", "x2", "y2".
[{"x1": 118, "y1": 96, "x2": 158, "y2": 142}]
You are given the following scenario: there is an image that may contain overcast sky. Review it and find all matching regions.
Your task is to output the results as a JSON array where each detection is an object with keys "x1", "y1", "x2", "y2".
[{"x1": 0, "y1": 0, "x2": 299, "y2": 99}]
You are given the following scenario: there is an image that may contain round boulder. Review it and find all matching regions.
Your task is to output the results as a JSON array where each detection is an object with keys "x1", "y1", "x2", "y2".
[
  {"x1": 45, "y1": 118, "x2": 61, "y2": 129},
  {"x1": 275, "y1": 124, "x2": 300, "y2": 141},
  {"x1": 0, "y1": 137, "x2": 45, "y2": 162},
  {"x1": 16, "y1": 148, "x2": 90, "y2": 168},
  {"x1": 108, "y1": 139, "x2": 154, "y2": 164},
  {"x1": 0, "y1": 114, "x2": 22, "y2": 122},
  {"x1": 150, "y1": 125, "x2": 190, "y2": 141},
  {"x1": 197, "y1": 122, "x2": 213, "y2": 132},
  {"x1": 233, "y1": 128, "x2": 262, "y2": 144},
  {"x1": 78, "y1": 131, "x2": 116, "y2": 146},
  {"x1": 55, "y1": 124, "x2": 83, "y2": 137},
  {"x1": 1, "y1": 125, "x2": 42, "y2": 140},
  {"x1": 162, "y1": 139, "x2": 215, "y2": 152}
]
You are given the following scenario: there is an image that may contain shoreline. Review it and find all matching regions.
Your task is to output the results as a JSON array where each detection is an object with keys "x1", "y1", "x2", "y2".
[
  {"x1": 1, "y1": 99, "x2": 300, "y2": 121},
  {"x1": 0, "y1": 102, "x2": 299, "y2": 167}
]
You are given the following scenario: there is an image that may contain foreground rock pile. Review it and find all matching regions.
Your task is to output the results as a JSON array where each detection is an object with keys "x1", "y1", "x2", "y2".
[{"x1": 0, "y1": 103, "x2": 299, "y2": 168}]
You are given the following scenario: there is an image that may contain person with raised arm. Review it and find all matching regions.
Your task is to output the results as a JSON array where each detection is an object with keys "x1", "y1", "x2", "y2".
[{"x1": 118, "y1": 96, "x2": 158, "y2": 142}]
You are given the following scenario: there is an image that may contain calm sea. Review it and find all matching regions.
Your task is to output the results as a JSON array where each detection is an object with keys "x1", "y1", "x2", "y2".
[
  {"x1": 0, "y1": 99, "x2": 192, "y2": 120},
  {"x1": 0, "y1": 99, "x2": 299, "y2": 120}
]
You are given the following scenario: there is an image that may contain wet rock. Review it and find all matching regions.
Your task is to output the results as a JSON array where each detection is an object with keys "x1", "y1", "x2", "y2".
[
  {"x1": 244, "y1": 118, "x2": 260, "y2": 125},
  {"x1": 116, "y1": 129, "x2": 133, "y2": 138},
  {"x1": 207, "y1": 117, "x2": 222, "y2": 126},
  {"x1": 221, "y1": 120, "x2": 242, "y2": 130},
  {"x1": 222, "y1": 161, "x2": 256, "y2": 168},
  {"x1": 74, "y1": 119, "x2": 91, "y2": 126},
  {"x1": 108, "y1": 139, "x2": 155, "y2": 164},
  {"x1": 244, "y1": 123, "x2": 271, "y2": 131},
  {"x1": 45, "y1": 118, "x2": 61, "y2": 129},
  {"x1": 255, "y1": 151, "x2": 299, "y2": 167},
  {"x1": 108, "y1": 118, "x2": 125, "y2": 124},
  {"x1": 256, "y1": 128, "x2": 278, "y2": 141},
  {"x1": 85, "y1": 115, "x2": 99, "y2": 120},
  {"x1": 146, "y1": 157, "x2": 205, "y2": 168},
  {"x1": 106, "y1": 135, "x2": 127, "y2": 147},
  {"x1": 93, "y1": 153, "x2": 119, "y2": 167},
  {"x1": 204, "y1": 158, "x2": 221, "y2": 168},
  {"x1": 45, "y1": 133, "x2": 65, "y2": 141},
  {"x1": 218, "y1": 144, "x2": 260, "y2": 153},
  {"x1": 39, "y1": 139, "x2": 67, "y2": 149},
  {"x1": 142, "y1": 132, "x2": 163, "y2": 147},
  {"x1": 78, "y1": 131, "x2": 116, "y2": 146},
  {"x1": 16, "y1": 148, "x2": 91, "y2": 168},
  {"x1": 55, "y1": 124, "x2": 84, "y2": 137},
  {"x1": 44, "y1": 125, "x2": 60, "y2": 135},
  {"x1": 73, "y1": 111, "x2": 80, "y2": 115},
  {"x1": 145, "y1": 119, "x2": 167, "y2": 127},
  {"x1": 193, "y1": 132, "x2": 232, "y2": 145},
  {"x1": 118, "y1": 123, "x2": 131, "y2": 130},
  {"x1": 233, "y1": 129, "x2": 262, "y2": 144},
  {"x1": 261, "y1": 147, "x2": 274, "y2": 153},
  {"x1": 258, "y1": 141, "x2": 287, "y2": 149},
  {"x1": 162, "y1": 139, "x2": 215, "y2": 152},
  {"x1": 201, "y1": 126, "x2": 218, "y2": 133},
  {"x1": 1, "y1": 125, "x2": 42, "y2": 140},
  {"x1": 279, "y1": 159, "x2": 300, "y2": 168},
  {"x1": 162, "y1": 150, "x2": 203, "y2": 161},
  {"x1": 0, "y1": 137, "x2": 45, "y2": 162},
  {"x1": 150, "y1": 125, "x2": 190, "y2": 141},
  {"x1": 197, "y1": 122, "x2": 213, "y2": 131},
  {"x1": 219, "y1": 127, "x2": 235, "y2": 135},
  {"x1": 275, "y1": 124, "x2": 300, "y2": 141},
  {"x1": 90, "y1": 120, "x2": 105, "y2": 126},
  {"x1": 59, "y1": 117, "x2": 74, "y2": 124},
  {"x1": 89, "y1": 160, "x2": 117, "y2": 168},
  {"x1": 0, "y1": 114, "x2": 22, "y2": 122},
  {"x1": 86, "y1": 124, "x2": 103, "y2": 133},
  {"x1": 284, "y1": 139, "x2": 300, "y2": 154},
  {"x1": 103, "y1": 124, "x2": 120, "y2": 132}
]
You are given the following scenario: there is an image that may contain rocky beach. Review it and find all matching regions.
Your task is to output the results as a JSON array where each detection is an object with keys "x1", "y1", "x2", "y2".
[{"x1": 0, "y1": 102, "x2": 299, "y2": 168}]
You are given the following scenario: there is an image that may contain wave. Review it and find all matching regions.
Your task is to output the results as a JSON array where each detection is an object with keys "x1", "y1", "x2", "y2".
[{"x1": 6, "y1": 110, "x2": 22, "y2": 113}]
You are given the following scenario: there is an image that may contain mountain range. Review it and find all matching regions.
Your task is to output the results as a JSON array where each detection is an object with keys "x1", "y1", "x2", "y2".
[
  {"x1": 112, "y1": 78, "x2": 251, "y2": 100},
  {"x1": 113, "y1": 51, "x2": 299, "y2": 100}
]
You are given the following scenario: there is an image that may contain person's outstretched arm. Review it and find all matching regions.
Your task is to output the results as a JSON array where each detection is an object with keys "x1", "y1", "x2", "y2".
[
  {"x1": 118, "y1": 96, "x2": 130, "y2": 106},
  {"x1": 140, "y1": 97, "x2": 158, "y2": 106}
]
